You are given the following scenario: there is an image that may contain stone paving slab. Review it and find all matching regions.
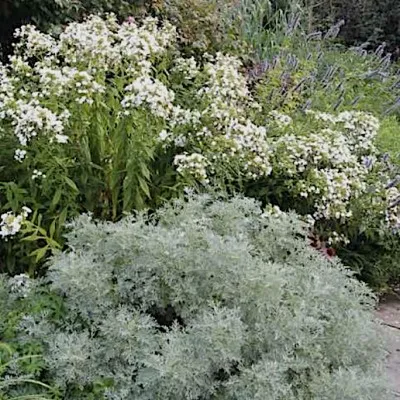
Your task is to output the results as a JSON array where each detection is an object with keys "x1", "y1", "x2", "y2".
[
  {"x1": 376, "y1": 293, "x2": 400, "y2": 397},
  {"x1": 383, "y1": 326, "x2": 400, "y2": 397}
]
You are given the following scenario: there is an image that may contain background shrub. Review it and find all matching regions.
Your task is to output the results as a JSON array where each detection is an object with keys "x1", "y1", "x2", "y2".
[
  {"x1": 17, "y1": 194, "x2": 390, "y2": 399},
  {"x1": 160, "y1": 0, "x2": 236, "y2": 53},
  {"x1": 308, "y1": 0, "x2": 400, "y2": 52}
]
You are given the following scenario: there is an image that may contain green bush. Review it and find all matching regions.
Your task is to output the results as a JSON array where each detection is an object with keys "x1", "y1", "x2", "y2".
[
  {"x1": 160, "y1": 0, "x2": 236, "y2": 53},
  {"x1": 309, "y1": 0, "x2": 400, "y2": 52},
  {"x1": 15, "y1": 194, "x2": 390, "y2": 399},
  {"x1": 232, "y1": 8, "x2": 400, "y2": 117}
]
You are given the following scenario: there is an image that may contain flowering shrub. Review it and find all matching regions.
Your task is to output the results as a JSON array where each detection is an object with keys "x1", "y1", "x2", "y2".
[
  {"x1": 0, "y1": 15, "x2": 399, "y2": 287},
  {"x1": 0, "y1": 15, "x2": 181, "y2": 273},
  {"x1": 12, "y1": 194, "x2": 390, "y2": 399}
]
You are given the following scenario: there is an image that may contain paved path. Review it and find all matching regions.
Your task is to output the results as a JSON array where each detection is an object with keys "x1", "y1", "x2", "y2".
[{"x1": 376, "y1": 293, "x2": 400, "y2": 397}]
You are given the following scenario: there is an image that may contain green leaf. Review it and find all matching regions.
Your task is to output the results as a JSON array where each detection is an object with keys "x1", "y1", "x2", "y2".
[
  {"x1": 49, "y1": 220, "x2": 57, "y2": 239},
  {"x1": 21, "y1": 234, "x2": 41, "y2": 242},
  {"x1": 138, "y1": 177, "x2": 150, "y2": 199},
  {"x1": 58, "y1": 208, "x2": 68, "y2": 227},
  {"x1": 51, "y1": 189, "x2": 62, "y2": 208},
  {"x1": 30, "y1": 246, "x2": 48, "y2": 263},
  {"x1": 63, "y1": 177, "x2": 79, "y2": 192},
  {"x1": 47, "y1": 238, "x2": 61, "y2": 249}
]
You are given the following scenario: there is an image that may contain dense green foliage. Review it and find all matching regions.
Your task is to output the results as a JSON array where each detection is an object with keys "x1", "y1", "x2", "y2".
[
  {"x1": 309, "y1": 0, "x2": 400, "y2": 52},
  {"x1": 0, "y1": 2, "x2": 398, "y2": 398},
  {"x1": 1, "y1": 14, "x2": 400, "y2": 289},
  {"x1": 1, "y1": 194, "x2": 390, "y2": 399}
]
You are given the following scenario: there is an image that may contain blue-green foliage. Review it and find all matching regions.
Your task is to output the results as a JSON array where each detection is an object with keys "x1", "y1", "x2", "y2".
[{"x1": 16, "y1": 194, "x2": 390, "y2": 399}]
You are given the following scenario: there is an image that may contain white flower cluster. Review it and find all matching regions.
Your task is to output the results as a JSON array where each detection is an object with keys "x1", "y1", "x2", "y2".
[
  {"x1": 327, "y1": 231, "x2": 351, "y2": 245},
  {"x1": 199, "y1": 53, "x2": 249, "y2": 104},
  {"x1": 118, "y1": 17, "x2": 176, "y2": 66},
  {"x1": 224, "y1": 119, "x2": 272, "y2": 178},
  {"x1": 311, "y1": 168, "x2": 362, "y2": 220},
  {"x1": 271, "y1": 111, "x2": 381, "y2": 222},
  {"x1": 32, "y1": 169, "x2": 46, "y2": 180},
  {"x1": 0, "y1": 64, "x2": 16, "y2": 118},
  {"x1": 262, "y1": 204, "x2": 284, "y2": 218},
  {"x1": 161, "y1": 115, "x2": 272, "y2": 181},
  {"x1": 58, "y1": 15, "x2": 118, "y2": 67},
  {"x1": 122, "y1": 77, "x2": 175, "y2": 118},
  {"x1": 14, "y1": 25, "x2": 57, "y2": 59},
  {"x1": 174, "y1": 153, "x2": 209, "y2": 183},
  {"x1": 14, "y1": 148, "x2": 27, "y2": 162},
  {"x1": 5, "y1": 100, "x2": 69, "y2": 146},
  {"x1": 269, "y1": 110, "x2": 292, "y2": 127},
  {"x1": 172, "y1": 57, "x2": 199, "y2": 80},
  {"x1": 53, "y1": 15, "x2": 176, "y2": 70},
  {"x1": 38, "y1": 66, "x2": 105, "y2": 104},
  {"x1": 308, "y1": 110, "x2": 379, "y2": 154},
  {"x1": 0, "y1": 207, "x2": 31, "y2": 240},
  {"x1": 159, "y1": 54, "x2": 272, "y2": 181},
  {"x1": 0, "y1": 15, "x2": 177, "y2": 164},
  {"x1": 385, "y1": 186, "x2": 400, "y2": 231},
  {"x1": 197, "y1": 53, "x2": 257, "y2": 123},
  {"x1": 169, "y1": 106, "x2": 202, "y2": 129},
  {"x1": 7, "y1": 100, "x2": 69, "y2": 146}
]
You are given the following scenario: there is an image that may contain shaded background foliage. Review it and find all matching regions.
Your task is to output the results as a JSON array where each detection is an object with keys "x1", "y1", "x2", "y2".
[
  {"x1": 308, "y1": 0, "x2": 400, "y2": 53},
  {"x1": 0, "y1": 0, "x2": 160, "y2": 61},
  {"x1": 2, "y1": 0, "x2": 400, "y2": 60}
]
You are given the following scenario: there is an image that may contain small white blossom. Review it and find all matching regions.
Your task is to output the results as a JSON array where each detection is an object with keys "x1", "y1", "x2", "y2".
[
  {"x1": 122, "y1": 77, "x2": 175, "y2": 118},
  {"x1": 14, "y1": 148, "x2": 27, "y2": 162},
  {"x1": 55, "y1": 134, "x2": 69, "y2": 144},
  {"x1": 32, "y1": 169, "x2": 46, "y2": 180},
  {"x1": 174, "y1": 153, "x2": 209, "y2": 183},
  {"x1": 269, "y1": 110, "x2": 292, "y2": 127},
  {"x1": 0, "y1": 206, "x2": 31, "y2": 240}
]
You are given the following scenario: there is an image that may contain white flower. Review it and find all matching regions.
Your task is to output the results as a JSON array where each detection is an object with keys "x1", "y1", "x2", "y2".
[
  {"x1": 172, "y1": 57, "x2": 199, "y2": 80},
  {"x1": 32, "y1": 169, "x2": 46, "y2": 180},
  {"x1": 159, "y1": 130, "x2": 169, "y2": 141},
  {"x1": 1, "y1": 212, "x2": 22, "y2": 239},
  {"x1": 55, "y1": 134, "x2": 69, "y2": 143},
  {"x1": 269, "y1": 110, "x2": 292, "y2": 127},
  {"x1": 7, "y1": 100, "x2": 68, "y2": 146},
  {"x1": 14, "y1": 148, "x2": 27, "y2": 162},
  {"x1": 174, "y1": 153, "x2": 209, "y2": 183},
  {"x1": 122, "y1": 77, "x2": 175, "y2": 118}
]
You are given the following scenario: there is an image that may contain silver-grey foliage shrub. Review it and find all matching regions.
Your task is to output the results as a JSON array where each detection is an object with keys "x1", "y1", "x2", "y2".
[{"x1": 23, "y1": 194, "x2": 390, "y2": 399}]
